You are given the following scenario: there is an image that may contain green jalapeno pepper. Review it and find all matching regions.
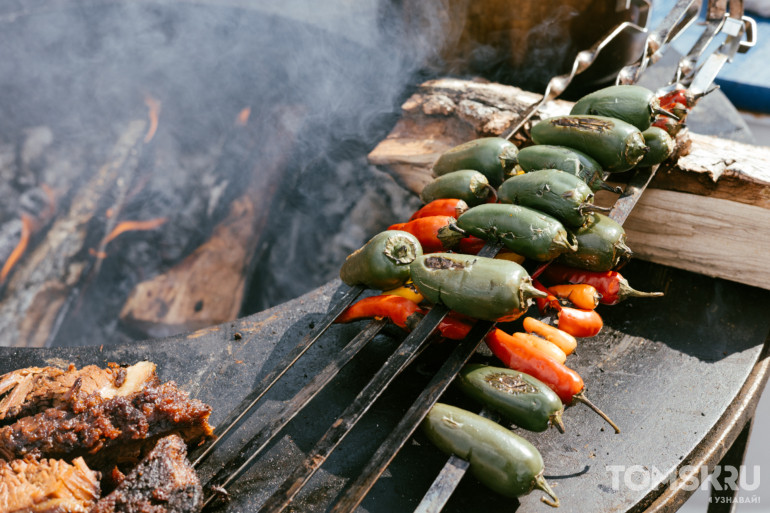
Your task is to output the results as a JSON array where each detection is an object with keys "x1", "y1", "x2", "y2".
[
  {"x1": 421, "y1": 403, "x2": 559, "y2": 506},
  {"x1": 638, "y1": 126, "x2": 675, "y2": 166},
  {"x1": 409, "y1": 253, "x2": 546, "y2": 322},
  {"x1": 498, "y1": 169, "x2": 598, "y2": 228},
  {"x1": 432, "y1": 137, "x2": 518, "y2": 187},
  {"x1": 514, "y1": 144, "x2": 616, "y2": 193},
  {"x1": 531, "y1": 115, "x2": 647, "y2": 172},
  {"x1": 570, "y1": 84, "x2": 659, "y2": 131},
  {"x1": 557, "y1": 213, "x2": 632, "y2": 271},
  {"x1": 420, "y1": 170, "x2": 493, "y2": 206},
  {"x1": 339, "y1": 230, "x2": 423, "y2": 290},
  {"x1": 456, "y1": 364, "x2": 565, "y2": 432},
  {"x1": 456, "y1": 203, "x2": 577, "y2": 261}
]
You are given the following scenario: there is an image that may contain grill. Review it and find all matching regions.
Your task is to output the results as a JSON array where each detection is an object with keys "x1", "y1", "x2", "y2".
[{"x1": 0, "y1": 0, "x2": 768, "y2": 512}]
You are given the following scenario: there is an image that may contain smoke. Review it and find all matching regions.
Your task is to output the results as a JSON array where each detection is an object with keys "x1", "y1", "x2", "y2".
[{"x1": 0, "y1": 0, "x2": 635, "y2": 343}]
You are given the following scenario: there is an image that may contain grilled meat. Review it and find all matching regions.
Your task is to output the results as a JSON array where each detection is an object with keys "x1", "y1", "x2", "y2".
[
  {"x1": 0, "y1": 382, "x2": 213, "y2": 466},
  {"x1": 0, "y1": 362, "x2": 158, "y2": 424},
  {"x1": 91, "y1": 435, "x2": 202, "y2": 513},
  {"x1": 0, "y1": 456, "x2": 100, "y2": 513}
]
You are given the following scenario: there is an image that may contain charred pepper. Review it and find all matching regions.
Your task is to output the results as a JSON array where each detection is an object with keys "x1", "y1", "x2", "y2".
[
  {"x1": 515, "y1": 144, "x2": 617, "y2": 193},
  {"x1": 339, "y1": 230, "x2": 422, "y2": 290},
  {"x1": 456, "y1": 203, "x2": 577, "y2": 262},
  {"x1": 557, "y1": 213, "x2": 632, "y2": 271},
  {"x1": 409, "y1": 253, "x2": 546, "y2": 322},
  {"x1": 456, "y1": 364, "x2": 565, "y2": 432},
  {"x1": 570, "y1": 84, "x2": 661, "y2": 131},
  {"x1": 420, "y1": 170, "x2": 494, "y2": 206},
  {"x1": 638, "y1": 126, "x2": 675, "y2": 166},
  {"x1": 531, "y1": 115, "x2": 647, "y2": 172},
  {"x1": 498, "y1": 169, "x2": 600, "y2": 228},
  {"x1": 421, "y1": 403, "x2": 559, "y2": 506},
  {"x1": 432, "y1": 137, "x2": 518, "y2": 187}
]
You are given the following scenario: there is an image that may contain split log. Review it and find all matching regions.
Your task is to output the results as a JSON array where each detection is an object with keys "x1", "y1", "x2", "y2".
[
  {"x1": 119, "y1": 107, "x2": 306, "y2": 338},
  {"x1": 368, "y1": 78, "x2": 770, "y2": 290},
  {"x1": 0, "y1": 120, "x2": 147, "y2": 347}
]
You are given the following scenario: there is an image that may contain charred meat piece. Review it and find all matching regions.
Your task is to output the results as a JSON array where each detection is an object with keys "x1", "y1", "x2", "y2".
[
  {"x1": 0, "y1": 456, "x2": 100, "y2": 513},
  {"x1": 91, "y1": 435, "x2": 202, "y2": 513},
  {"x1": 0, "y1": 382, "x2": 213, "y2": 466},
  {"x1": 0, "y1": 362, "x2": 158, "y2": 424}
]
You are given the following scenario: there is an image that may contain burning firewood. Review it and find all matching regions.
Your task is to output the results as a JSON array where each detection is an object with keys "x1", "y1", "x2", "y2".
[
  {"x1": 119, "y1": 106, "x2": 306, "y2": 338},
  {"x1": 0, "y1": 120, "x2": 148, "y2": 348}
]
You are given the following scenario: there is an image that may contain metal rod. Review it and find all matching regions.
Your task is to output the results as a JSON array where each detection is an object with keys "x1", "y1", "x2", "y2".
[
  {"x1": 413, "y1": 409, "x2": 498, "y2": 513},
  {"x1": 201, "y1": 318, "x2": 386, "y2": 508},
  {"x1": 191, "y1": 284, "x2": 364, "y2": 467},
  {"x1": 503, "y1": 20, "x2": 646, "y2": 140},
  {"x1": 328, "y1": 321, "x2": 495, "y2": 513},
  {"x1": 413, "y1": 458, "x2": 469, "y2": 513},
  {"x1": 256, "y1": 304, "x2": 450, "y2": 513}
]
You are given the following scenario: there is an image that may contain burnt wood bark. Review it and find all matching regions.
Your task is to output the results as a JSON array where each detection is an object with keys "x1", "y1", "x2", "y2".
[
  {"x1": 119, "y1": 107, "x2": 306, "y2": 338},
  {"x1": 368, "y1": 78, "x2": 770, "y2": 290},
  {"x1": 0, "y1": 120, "x2": 147, "y2": 348}
]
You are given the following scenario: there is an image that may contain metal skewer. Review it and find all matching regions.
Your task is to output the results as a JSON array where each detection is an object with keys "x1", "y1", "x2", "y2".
[
  {"x1": 192, "y1": 0, "x2": 755, "y2": 509},
  {"x1": 409, "y1": 0, "x2": 751, "y2": 510},
  {"x1": 256, "y1": 303, "x2": 451, "y2": 513},
  {"x1": 327, "y1": 321, "x2": 496, "y2": 513},
  {"x1": 191, "y1": 283, "x2": 364, "y2": 467},
  {"x1": 202, "y1": 318, "x2": 387, "y2": 508}
]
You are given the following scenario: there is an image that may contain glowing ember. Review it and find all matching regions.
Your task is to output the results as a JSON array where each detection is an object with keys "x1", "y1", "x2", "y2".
[
  {"x1": 103, "y1": 218, "x2": 167, "y2": 246},
  {"x1": 0, "y1": 214, "x2": 34, "y2": 285},
  {"x1": 143, "y1": 95, "x2": 162, "y2": 143},
  {"x1": 236, "y1": 107, "x2": 251, "y2": 126}
]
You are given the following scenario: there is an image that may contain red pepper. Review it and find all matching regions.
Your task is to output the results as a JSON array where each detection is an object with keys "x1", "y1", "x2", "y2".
[
  {"x1": 436, "y1": 313, "x2": 473, "y2": 340},
  {"x1": 388, "y1": 215, "x2": 463, "y2": 253},
  {"x1": 548, "y1": 284, "x2": 601, "y2": 310},
  {"x1": 540, "y1": 263, "x2": 663, "y2": 305},
  {"x1": 533, "y1": 279, "x2": 602, "y2": 337},
  {"x1": 652, "y1": 116, "x2": 681, "y2": 137},
  {"x1": 557, "y1": 307, "x2": 603, "y2": 338},
  {"x1": 658, "y1": 88, "x2": 694, "y2": 110},
  {"x1": 457, "y1": 235, "x2": 486, "y2": 255},
  {"x1": 532, "y1": 279, "x2": 561, "y2": 314},
  {"x1": 409, "y1": 199, "x2": 468, "y2": 221},
  {"x1": 485, "y1": 328, "x2": 620, "y2": 432},
  {"x1": 335, "y1": 295, "x2": 422, "y2": 329},
  {"x1": 484, "y1": 328, "x2": 583, "y2": 404}
]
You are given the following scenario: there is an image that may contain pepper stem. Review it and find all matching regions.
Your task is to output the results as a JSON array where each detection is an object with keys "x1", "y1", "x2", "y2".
[
  {"x1": 578, "y1": 202, "x2": 613, "y2": 215},
  {"x1": 521, "y1": 280, "x2": 549, "y2": 301},
  {"x1": 613, "y1": 240, "x2": 634, "y2": 270},
  {"x1": 599, "y1": 181, "x2": 624, "y2": 194},
  {"x1": 617, "y1": 280, "x2": 664, "y2": 301},
  {"x1": 437, "y1": 223, "x2": 466, "y2": 249},
  {"x1": 550, "y1": 409, "x2": 566, "y2": 433},
  {"x1": 653, "y1": 107, "x2": 681, "y2": 120},
  {"x1": 482, "y1": 183, "x2": 498, "y2": 203},
  {"x1": 572, "y1": 391, "x2": 620, "y2": 433},
  {"x1": 534, "y1": 474, "x2": 560, "y2": 508}
]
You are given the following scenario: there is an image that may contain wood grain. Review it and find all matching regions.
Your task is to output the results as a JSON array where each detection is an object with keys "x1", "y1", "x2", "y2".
[{"x1": 622, "y1": 189, "x2": 770, "y2": 289}]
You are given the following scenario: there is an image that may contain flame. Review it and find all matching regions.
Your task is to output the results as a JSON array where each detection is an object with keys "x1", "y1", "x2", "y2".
[
  {"x1": 103, "y1": 217, "x2": 167, "y2": 246},
  {"x1": 144, "y1": 95, "x2": 162, "y2": 143},
  {"x1": 236, "y1": 107, "x2": 251, "y2": 127},
  {"x1": 0, "y1": 214, "x2": 34, "y2": 285},
  {"x1": 88, "y1": 249, "x2": 109, "y2": 259}
]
